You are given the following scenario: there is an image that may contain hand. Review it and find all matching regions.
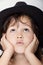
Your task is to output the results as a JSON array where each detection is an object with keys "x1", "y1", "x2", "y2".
[
  {"x1": 0, "y1": 34, "x2": 14, "y2": 52},
  {"x1": 24, "y1": 34, "x2": 39, "y2": 55}
]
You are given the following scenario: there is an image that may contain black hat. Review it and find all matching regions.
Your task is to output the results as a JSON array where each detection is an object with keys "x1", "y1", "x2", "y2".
[{"x1": 0, "y1": 1, "x2": 43, "y2": 47}]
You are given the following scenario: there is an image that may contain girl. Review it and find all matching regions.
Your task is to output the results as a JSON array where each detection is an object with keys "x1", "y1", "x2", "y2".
[{"x1": 0, "y1": 1, "x2": 43, "y2": 65}]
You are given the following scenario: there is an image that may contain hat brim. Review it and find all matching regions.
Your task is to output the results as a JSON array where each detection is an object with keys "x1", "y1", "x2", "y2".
[{"x1": 0, "y1": 3, "x2": 43, "y2": 47}]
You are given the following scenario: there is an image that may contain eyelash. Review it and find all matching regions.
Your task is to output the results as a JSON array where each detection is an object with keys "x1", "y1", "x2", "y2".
[
  {"x1": 10, "y1": 29, "x2": 15, "y2": 32},
  {"x1": 24, "y1": 28, "x2": 29, "y2": 32},
  {"x1": 10, "y1": 28, "x2": 29, "y2": 32}
]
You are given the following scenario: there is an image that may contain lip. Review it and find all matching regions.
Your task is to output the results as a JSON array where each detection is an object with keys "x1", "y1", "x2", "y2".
[{"x1": 16, "y1": 41, "x2": 24, "y2": 44}]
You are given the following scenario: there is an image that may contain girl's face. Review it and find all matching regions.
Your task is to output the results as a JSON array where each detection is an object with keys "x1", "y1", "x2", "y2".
[{"x1": 5, "y1": 15, "x2": 34, "y2": 54}]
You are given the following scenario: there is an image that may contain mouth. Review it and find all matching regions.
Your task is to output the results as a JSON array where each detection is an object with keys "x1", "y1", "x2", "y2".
[{"x1": 16, "y1": 41, "x2": 24, "y2": 45}]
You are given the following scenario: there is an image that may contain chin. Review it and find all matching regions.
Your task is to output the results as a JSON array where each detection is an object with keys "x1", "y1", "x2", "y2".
[
  {"x1": 15, "y1": 50, "x2": 24, "y2": 54},
  {"x1": 14, "y1": 47, "x2": 25, "y2": 54}
]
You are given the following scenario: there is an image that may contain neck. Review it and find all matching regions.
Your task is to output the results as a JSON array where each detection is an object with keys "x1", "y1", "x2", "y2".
[
  {"x1": 13, "y1": 53, "x2": 29, "y2": 65},
  {"x1": 14, "y1": 53, "x2": 26, "y2": 61}
]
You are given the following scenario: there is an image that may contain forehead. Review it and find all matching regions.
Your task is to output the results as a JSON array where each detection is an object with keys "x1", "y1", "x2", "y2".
[{"x1": 8, "y1": 15, "x2": 32, "y2": 28}]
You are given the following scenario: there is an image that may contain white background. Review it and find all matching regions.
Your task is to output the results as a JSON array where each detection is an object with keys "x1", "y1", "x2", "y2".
[{"x1": 0, "y1": 0, "x2": 43, "y2": 11}]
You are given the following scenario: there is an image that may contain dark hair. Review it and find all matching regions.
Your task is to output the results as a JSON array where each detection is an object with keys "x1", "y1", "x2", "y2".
[
  {"x1": 0, "y1": 13, "x2": 42, "y2": 61},
  {"x1": 1, "y1": 13, "x2": 39, "y2": 38}
]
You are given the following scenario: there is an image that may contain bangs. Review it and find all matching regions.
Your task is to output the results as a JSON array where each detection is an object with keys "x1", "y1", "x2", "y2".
[
  {"x1": 8, "y1": 15, "x2": 32, "y2": 28},
  {"x1": 8, "y1": 17, "x2": 17, "y2": 27}
]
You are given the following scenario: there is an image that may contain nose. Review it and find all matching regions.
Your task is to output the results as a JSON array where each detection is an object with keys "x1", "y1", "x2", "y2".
[{"x1": 17, "y1": 32, "x2": 22, "y2": 39}]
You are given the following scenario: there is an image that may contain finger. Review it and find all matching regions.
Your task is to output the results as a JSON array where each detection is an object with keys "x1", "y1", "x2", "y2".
[
  {"x1": 1, "y1": 35, "x2": 6, "y2": 50},
  {"x1": 4, "y1": 34, "x2": 14, "y2": 49},
  {"x1": 27, "y1": 34, "x2": 38, "y2": 50},
  {"x1": 27, "y1": 34, "x2": 37, "y2": 48},
  {"x1": 31, "y1": 34, "x2": 39, "y2": 52},
  {"x1": 31, "y1": 34, "x2": 37, "y2": 44},
  {"x1": 1, "y1": 34, "x2": 10, "y2": 50},
  {"x1": 35, "y1": 39, "x2": 39, "y2": 50},
  {"x1": 36, "y1": 38, "x2": 39, "y2": 45}
]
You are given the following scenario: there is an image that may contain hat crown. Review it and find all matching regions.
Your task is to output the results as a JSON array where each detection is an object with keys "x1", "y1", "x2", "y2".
[{"x1": 15, "y1": 1, "x2": 27, "y2": 6}]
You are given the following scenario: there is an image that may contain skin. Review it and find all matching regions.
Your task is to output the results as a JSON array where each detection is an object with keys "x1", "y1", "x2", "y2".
[
  {"x1": 6, "y1": 20, "x2": 34, "y2": 53},
  {"x1": 0, "y1": 15, "x2": 42, "y2": 65}
]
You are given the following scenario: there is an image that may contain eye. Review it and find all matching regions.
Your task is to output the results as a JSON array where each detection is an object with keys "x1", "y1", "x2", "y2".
[
  {"x1": 10, "y1": 29, "x2": 16, "y2": 32},
  {"x1": 24, "y1": 28, "x2": 29, "y2": 32}
]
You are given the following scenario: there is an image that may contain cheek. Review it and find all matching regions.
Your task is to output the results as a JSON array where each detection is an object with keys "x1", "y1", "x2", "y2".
[
  {"x1": 23, "y1": 33, "x2": 34, "y2": 47},
  {"x1": 6, "y1": 33, "x2": 17, "y2": 45}
]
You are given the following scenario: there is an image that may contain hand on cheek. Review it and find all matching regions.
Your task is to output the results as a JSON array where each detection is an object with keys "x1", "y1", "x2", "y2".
[
  {"x1": 24, "y1": 34, "x2": 39, "y2": 55},
  {"x1": 1, "y1": 34, "x2": 14, "y2": 54}
]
